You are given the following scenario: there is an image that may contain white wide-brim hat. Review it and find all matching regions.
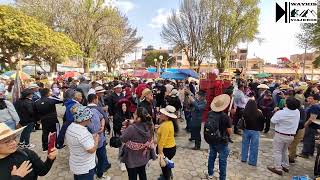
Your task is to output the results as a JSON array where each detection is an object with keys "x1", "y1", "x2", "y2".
[
  {"x1": 170, "y1": 89, "x2": 179, "y2": 97},
  {"x1": 113, "y1": 84, "x2": 123, "y2": 89},
  {"x1": 210, "y1": 94, "x2": 231, "y2": 112},
  {"x1": 28, "y1": 83, "x2": 39, "y2": 89},
  {"x1": 160, "y1": 105, "x2": 177, "y2": 119},
  {"x1": 94, "y1": 86, "x2": 106, "y2": 93},
  {"x1": 0, "y1": 123, "x2": 26, "y2": 142},
  {"x1": 257, "y1": 84, "x2": 269, "y2": 89}
]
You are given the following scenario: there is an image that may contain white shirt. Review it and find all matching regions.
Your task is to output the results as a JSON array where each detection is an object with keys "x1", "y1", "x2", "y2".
[
  {"x1": 271, "y1": 108, "x2": 300, "y2": 135},
  {"x1": 233, "y1": 89, "x2": 248, "y2": 109},
  {"x1": 65, "y1": 123, "x2": 96, "y2": 175}
]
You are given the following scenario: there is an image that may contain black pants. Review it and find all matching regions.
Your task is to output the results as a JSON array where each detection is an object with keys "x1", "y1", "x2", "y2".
[
  {"x1": 234, "y1": 107, "x2": 244, "y2": 133},
  {"x1": 302, "y1": 127, "x2": 317, "y2": 156},
  {"x1": 42, "y1": 123, "x2": 57, "y2": 151},
  {"x1": 191, "y1": 126, "x2": 201, "y2": 147},
  {"x1": 161, "y1": 146, "x2": 176, "y2": 180},
  {"x1": 126, "y1": 165, "x2": 147, "y2": 180}
]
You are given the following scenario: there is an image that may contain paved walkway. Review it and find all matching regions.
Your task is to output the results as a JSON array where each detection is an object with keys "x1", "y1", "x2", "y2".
[{"x1": 30, "y1": 105, "x2": 314, "y2": 180}]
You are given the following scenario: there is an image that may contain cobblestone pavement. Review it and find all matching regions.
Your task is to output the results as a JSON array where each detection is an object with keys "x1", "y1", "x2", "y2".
[{"x1": 31, "y1": 105, "x2": 314, "y2": 180}]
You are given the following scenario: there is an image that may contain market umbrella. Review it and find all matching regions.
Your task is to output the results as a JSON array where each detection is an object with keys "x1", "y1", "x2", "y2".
[
  {"x1": 63, "y1": 71, "x2": 81, "y2": 79},
  {"x1": 132, "y1": 70, "x2": 147, "y2": 78},
  {"x1": 141, "y1": 72, "x2": 159, "y2": 79},
  {"x1": 177, "y1": 69, "x2": 199, "y2": 79},
  {"x1": 2, "y1": 71, "x2": 31, "y2": 80},
  {"x1": 255, "y1": 72, "x2": 272, "y2": 78},
  {"x1": 160, "y1": 72, "x2": 188, "y2": 80}
]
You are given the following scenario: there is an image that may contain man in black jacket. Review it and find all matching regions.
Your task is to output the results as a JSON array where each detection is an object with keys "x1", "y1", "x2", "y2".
[
  {"x1": 35, "y1": 88, "x2": 63, "y2": 151},
  {"x1": 15, "y1": 89, "x2": 39, "y2": 149},
  {"x1": 107, "y1": 84, "x2": 124, "y2": 117}
]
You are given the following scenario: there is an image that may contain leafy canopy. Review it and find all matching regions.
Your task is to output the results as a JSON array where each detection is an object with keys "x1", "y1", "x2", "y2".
[
  {"x1": 0, "y1": 5, "x2": 82, "y2": 70},
  {"x1": 144, "y1": 50, "x2": 174, "y2": 68}
]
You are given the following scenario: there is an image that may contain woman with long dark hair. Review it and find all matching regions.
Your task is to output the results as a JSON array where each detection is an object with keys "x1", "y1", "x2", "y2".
[
  {"x1": 120, "y1": 107, "x2": 156, "y2": 180},
  {"x1": 157, "y1": 105, "x2": 179, "y2": 180},
  {"x1": 241, "y1": 99, "x2": 265, "y2": 166}
]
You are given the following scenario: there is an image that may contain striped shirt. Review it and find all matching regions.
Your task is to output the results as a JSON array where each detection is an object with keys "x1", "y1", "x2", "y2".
[{"x1": 65, "y1": 123, "x2": 95, "y2": 175}]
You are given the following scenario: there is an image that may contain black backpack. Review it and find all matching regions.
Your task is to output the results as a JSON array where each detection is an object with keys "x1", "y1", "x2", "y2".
[{"x1": 204, "y1": 111, "x2": 228, "y2": 144}]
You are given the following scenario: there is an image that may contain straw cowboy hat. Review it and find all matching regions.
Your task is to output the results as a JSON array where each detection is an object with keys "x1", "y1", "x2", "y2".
[
  {"x1": 257, "y1": 84, "x2": 269, "y2": 89},
  {"x1": 0, "y1": 123, "x2": 26, "y2": 143},
  {"x1": 140, "y1": 88, "x2": 152, "y2": 100},
  {"x1": 160, "y1": 105, "x2": 177, "y2": 119},
  {"x1": 280, "y1": 85, "x2": 292, "y2": 90},
  {"x1": 210, "y1": 94, "x2": 231, "y2": 112}
]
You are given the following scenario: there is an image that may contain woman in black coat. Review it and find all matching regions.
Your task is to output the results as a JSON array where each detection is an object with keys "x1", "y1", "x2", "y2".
[{"x1": 113, "y1": 99, "x2": 132, "y2": 136}]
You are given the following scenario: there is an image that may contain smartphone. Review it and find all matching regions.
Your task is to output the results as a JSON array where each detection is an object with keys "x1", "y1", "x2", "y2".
[{"x1": 48, "y1": 132, "x2": 56, "y2": 154}]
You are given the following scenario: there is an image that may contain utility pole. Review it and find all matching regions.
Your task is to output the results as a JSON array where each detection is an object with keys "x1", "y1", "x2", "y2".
[{"x1": 302, "y1": 42, "x2": 307, "y2": 81}]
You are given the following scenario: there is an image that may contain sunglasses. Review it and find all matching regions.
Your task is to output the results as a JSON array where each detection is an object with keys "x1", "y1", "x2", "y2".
[{"x1": 0, "y1": 135, "x2": 20, "y2": 144}]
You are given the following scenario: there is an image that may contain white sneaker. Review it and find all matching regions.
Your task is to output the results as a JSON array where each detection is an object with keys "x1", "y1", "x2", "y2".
[
  {"x1": 25, "y1": 144, "x2": 36, "y2": 149},
  {"x1": 96, "y1": 175, "x2": 111, "y2": 180},
  {"x1": 120, "y1": 163, "x2": 126, "y2": 171}
]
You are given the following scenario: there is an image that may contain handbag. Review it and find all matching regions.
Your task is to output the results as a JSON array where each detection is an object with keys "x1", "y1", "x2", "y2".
[
  {"x1": 109, "y1": 128, "x2": 122, "y2": 148},
  {"x1": 236, "y1": 116, "x2": 246, "y2": 130}
]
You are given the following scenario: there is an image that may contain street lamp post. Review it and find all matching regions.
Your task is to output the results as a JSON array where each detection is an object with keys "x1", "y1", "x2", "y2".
[{"x1": 234, "y1": 59, "x2": 239, "y2": 69}]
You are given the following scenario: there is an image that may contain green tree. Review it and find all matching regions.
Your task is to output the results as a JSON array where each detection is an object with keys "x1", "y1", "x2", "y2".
[
  {"x1": 297, "y1": 7, "x2": 320, "y2": 68},
  {"x1": 161, "y1": 0, "x2": 209, "y2": 72},
  {"x1": 97, "y1": 15, "x2": 142, "y2": 72},
  {"x1": 206, "y1": 0, "x2": 260, "y2": 72},
  {"x1": 18, "y1": 0, "x2": 139, "y2": 73},
  {"x1": 0, "y1": 5, "x2": 81, "y2": 71},
  {"x1": 143, "y1": 50, "x2": 174, "y2": 68}
]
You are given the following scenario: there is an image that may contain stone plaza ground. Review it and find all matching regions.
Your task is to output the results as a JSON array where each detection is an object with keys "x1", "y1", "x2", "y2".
[{"x1": 30, "y1": 105, "x2": 314, "y2": 180}]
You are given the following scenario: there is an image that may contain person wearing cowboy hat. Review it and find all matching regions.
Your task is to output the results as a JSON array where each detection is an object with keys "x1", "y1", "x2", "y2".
[
  {"x1": 165, "y1": 89, "x2": 182, "y2": 117},
  {"x1": 189, "y1": 90, "x2": 207, "y2": 150},
  {"x1": 107, "y1": 84, "x2": 124, "y2": 117},
  {"x1": 157, "y1": 105, "x2": 178, "y2": 180},
  {"x1": 206, "y1": 94, "x2": 232, "y2": 180},
  {"x1": 65, "y1": 105, "x2": 100, "y2": 180},
  {"x1": 257, "y1": 90, "x2": 275, "y2": 133},
  {"x1": 0, "y1": 123, "x2": 57, "y2": 180},
  {"x1": 139, "y1": 88, "x2": 157, "y2": 124},
  {"x1": 14, "y1": 89, "x2": 39, "y2": 149}
]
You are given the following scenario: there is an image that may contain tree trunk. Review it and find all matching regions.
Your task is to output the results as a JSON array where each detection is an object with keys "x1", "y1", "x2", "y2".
[
  {"x1": 50, "y1": 63, "x2": 58, "y2": 72},
  {"x1": 217, "y1": 56, "x2": 226, "y2": 73},
  {"x1": 83, "y1": 58, "x2": 89, "y2": 73}
]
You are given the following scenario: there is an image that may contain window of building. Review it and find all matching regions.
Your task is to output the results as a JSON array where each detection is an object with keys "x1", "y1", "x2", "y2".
[{"x1": 177, "y1": 56, "x2": 182, "y2": 60}]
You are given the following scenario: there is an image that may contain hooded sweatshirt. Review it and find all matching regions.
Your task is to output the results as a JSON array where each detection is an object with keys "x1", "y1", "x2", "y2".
[
  {"x1": 120, "y1": 122, "x2": 156, "y2": 168},
  {"x1": 64, "y1": 99, "x2": 79, "y2": 122}
]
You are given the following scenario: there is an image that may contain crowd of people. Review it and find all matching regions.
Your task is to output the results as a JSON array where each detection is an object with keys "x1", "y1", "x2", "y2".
[{"x1": 0, "y1": 74, "x2": 319, "y2": 180}]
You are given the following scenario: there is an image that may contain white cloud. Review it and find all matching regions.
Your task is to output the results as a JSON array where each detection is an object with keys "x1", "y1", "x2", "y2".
[
  {"x1": 106, "y1": 0, "x2": 135, "y2": 14},
  {"x1": 148, "y1": 8, "x2": 171, "y2": 28}
]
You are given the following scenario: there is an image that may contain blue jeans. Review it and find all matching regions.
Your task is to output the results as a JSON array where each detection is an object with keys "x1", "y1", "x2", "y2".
[
  {"x1": 74, "y1": 168, "x2": 95, "y2": 180},
  {"x1": 96, "y1": 142, "x2": 110, "y2": 178},
  {"x1": 208, "y1": 144, "x2": 229, "y2": 180},
  {"x1": 4, "y1": 119, "x2": 16, "y2": 130},
  {"x1": 19, "y1": 122, "x2": 34, "y2": 145},
  {"x1": 241, "y1": 129, "x2": 260, "y2": 166}
]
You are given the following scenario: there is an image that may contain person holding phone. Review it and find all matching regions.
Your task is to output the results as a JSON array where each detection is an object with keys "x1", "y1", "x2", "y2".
[
  {"x1": 65, "y1": 105, "x2": 99, "y2": 180},
  {"x1": 0, "y1": 123, "x2": 57, "y2": 180}
]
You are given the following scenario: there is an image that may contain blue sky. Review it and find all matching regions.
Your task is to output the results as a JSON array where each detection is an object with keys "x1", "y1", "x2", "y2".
[{"x1": 0, "y1": 0, "x2": 308, "y2": 63}]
